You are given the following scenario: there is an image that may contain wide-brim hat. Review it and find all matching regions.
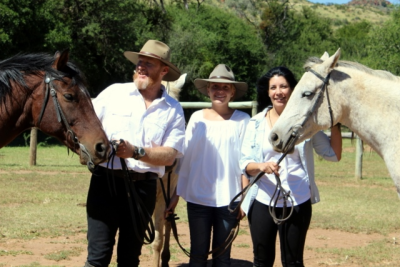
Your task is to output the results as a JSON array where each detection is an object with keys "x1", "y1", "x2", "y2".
[
  {"x1": 194, "y1": 64, "x2": 248, "y2": 100},
  {"x1": 123, "y1": 40, "x2": 181, "y2": 81}
]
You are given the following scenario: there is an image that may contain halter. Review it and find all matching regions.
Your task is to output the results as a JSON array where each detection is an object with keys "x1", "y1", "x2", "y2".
[
  {"x1": 229, "y1": 68, "x2": 335, "y2": 224},
  {"x1": 37, "y1": 73, "x2": 95, "y2": 171},
  {"x1": 304, "y1": 69, "x2": 334, "y2": 128}
]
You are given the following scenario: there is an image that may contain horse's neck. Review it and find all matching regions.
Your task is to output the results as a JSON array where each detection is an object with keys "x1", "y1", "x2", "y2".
[
  {"x1": 0, "y1": 81, "x2": 38, "y2": 147},
  {"x1": 337, "y1": 74, "x2": 400, "y2": 195}
]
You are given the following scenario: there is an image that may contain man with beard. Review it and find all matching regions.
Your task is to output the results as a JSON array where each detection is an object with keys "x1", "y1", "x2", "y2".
[{"x1": 84, "y1": 40, "x2": 185, "y2": 267}]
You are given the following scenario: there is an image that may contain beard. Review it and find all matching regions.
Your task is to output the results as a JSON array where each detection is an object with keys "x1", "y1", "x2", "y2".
[{"x1": 133, "y1": 69, "x2": 161, "y2": 90}]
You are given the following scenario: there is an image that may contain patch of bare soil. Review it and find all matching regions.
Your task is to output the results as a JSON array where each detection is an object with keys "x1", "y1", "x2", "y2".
[{"x1": 0, "y1": 221, "x2": 394, "y2": 267}]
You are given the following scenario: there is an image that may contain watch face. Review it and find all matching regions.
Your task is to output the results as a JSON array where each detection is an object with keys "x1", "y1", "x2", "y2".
[{"x1": 138, "y1": 147, "x2": 145, "y2": 157}]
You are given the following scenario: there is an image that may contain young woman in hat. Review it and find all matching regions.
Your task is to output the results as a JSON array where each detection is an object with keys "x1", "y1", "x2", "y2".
[
  {"x1": 240, "y1": 66, "x2": 342, "y2": 267},
  {"x1": 166, "y1": 64, "x2": 250, "y2": 267}
]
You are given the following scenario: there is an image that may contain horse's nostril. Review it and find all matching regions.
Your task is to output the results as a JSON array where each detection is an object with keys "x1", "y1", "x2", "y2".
[{"x1": 270, "y1": 133, "x2": 279, "y2": 142}]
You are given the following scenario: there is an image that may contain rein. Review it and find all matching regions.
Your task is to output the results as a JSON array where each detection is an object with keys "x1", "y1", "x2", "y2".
[
  {"x1": 228, "y1": 139, "x2": 296, "y2": 225},
  {"x1": 229, "y1": 68, "x2": 334, "y2": 224},
  {"x1": 107, "y1": 140, "x2": 156, "y2": 244},
  {"x1": 37, "y1": 73, "x2": 94, "y2": 170},
  {"x1": 160, "y1": 167, "x2": 239, "y2": 261}
]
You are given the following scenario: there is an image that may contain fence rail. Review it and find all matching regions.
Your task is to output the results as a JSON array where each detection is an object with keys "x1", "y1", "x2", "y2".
[{"x1": 28, "y1": 101, "x2": 363, "y2": 179}]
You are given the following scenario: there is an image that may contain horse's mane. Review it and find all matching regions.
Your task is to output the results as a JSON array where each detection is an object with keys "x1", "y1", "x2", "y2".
[
  {"x1": 0, "y1": 53, "x2": 88, "y2": 102},
  {"x1": 304, "y1": 57, "x2": 400, "y2": 81}
]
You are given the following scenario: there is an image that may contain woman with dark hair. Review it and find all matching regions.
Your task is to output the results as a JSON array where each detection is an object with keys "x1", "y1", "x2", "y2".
[
  {"x1": 256, "y1": 67, "x2": 298, "y2": 113},
  {"x1": 240, "y1": 66, "x2": 342, "y2": 267}
]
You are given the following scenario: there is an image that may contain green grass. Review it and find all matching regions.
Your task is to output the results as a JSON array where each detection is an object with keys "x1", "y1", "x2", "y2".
[
  {"x1": 1, "y1": 141, "x2": 400, "y2": 265},
  {"x1": 44, "y1": 247, "x2": 83, "y2": 261},
  {"x1": 0, "y1": 146, "x2": 89, "y2": 239},
  {"x1": 312, "y1": 139, "x2": 400, "y2": 235}
]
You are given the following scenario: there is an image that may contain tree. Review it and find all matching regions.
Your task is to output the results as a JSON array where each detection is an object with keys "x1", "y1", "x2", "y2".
[
  {"x1": 260, "y1": 6, "x2": 336, "y2": 77},
  {"x1": 0, "y1": 0, "x2": 52, "y2": 55},
  {"x1": 333, "y1": 21, "x2": 371, "y2": 62},
  {"x1": 367, "y1": 6, "x2": 400, "y2": 75},
  {"x1": 166, "y1": 3, "x2": 267, "y2": 101},
  {"x1": 43, "y1": 0, "x2": 173, "y2": 95}
]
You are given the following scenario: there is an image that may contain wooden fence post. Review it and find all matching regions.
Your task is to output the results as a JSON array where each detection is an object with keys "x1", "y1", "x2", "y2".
[
  {"x1": 29, "y1": 128, "x2": 38, "y2": 166},
  {"x1": 355, "y1": 135, "x2": 363, "y2": 180}
]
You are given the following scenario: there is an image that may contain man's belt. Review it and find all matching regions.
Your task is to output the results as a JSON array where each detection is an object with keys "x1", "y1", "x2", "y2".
[{"x1": 97, "y1": 166, "x2": 158, "y2": 181}]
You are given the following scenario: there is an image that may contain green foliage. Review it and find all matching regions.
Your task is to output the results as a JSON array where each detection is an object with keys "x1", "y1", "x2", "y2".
[
  {"x1": 366, "y1": 6, "x2": 400, "y2": 75},
  {"x1": 45, "y1": 0, "x2": 171, "y2": 94},
  {"x1": 0, "y1": 0, "x2": 53, "y2": 55},
  {"x1": 1, "y1": 0, "x2": 399, "y2": 102},
  {"x1": 333, "y1": 20, "x2": 371, "y2": 61},
  {"x1": 260, "y1": 5, "x2": 336, "y2": 78},
  {"x1": 167, "y1": 3, "x2": 267, "y2": 101}
]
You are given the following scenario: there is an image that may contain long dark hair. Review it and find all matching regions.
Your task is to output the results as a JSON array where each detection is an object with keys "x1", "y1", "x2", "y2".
[{"x1": 256, "y1": 66, "x2": 298, "y2": 113}]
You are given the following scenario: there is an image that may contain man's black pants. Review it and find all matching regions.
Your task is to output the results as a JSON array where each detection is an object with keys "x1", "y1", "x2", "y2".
[{"x1": 85, "y1": 167, "x2": 157, "y2": 267}]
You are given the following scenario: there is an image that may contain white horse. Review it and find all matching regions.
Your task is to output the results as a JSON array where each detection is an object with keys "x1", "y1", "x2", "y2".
[
  {"x1": 151, "y1": 73, "x2": 186, "y2": 267},
  {"x1": 269, "y1": 48, "x2": 400, "y2": 197}
]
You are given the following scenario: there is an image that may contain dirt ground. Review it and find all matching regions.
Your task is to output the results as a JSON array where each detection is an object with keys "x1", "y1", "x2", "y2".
[{"x1": 0, "y1": 221, "x2": 395, "y2": 267}]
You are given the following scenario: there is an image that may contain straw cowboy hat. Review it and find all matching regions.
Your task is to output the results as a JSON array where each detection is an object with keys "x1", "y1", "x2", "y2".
[
  {"x1": 123, "y1": 40, "x2": 181, "y2": 81},
  {"x1": 194, "y1": 64, "x2": 248, "y2": 100}
]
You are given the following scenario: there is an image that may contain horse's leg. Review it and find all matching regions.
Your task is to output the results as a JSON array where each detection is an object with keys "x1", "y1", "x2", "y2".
[
  {"x1": 161, "y1": 220, "x2": 172, "y2": 267},
  {"x1": 161, "y1": 171, "x2": 178, "y2": 267},
  {"x1": 152, "y1": 183, "x2": 166, "y2": 267}
]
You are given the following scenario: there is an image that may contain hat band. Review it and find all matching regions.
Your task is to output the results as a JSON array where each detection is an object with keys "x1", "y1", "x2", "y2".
[
  {"x1": 139, "y1": 51, "x2": 165, "y2": 60},
  {"x1": 209, "y1": 75, "x2": 234, "y2": 81}
]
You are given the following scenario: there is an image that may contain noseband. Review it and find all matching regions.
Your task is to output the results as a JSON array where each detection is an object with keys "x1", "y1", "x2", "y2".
[{"x1": 37, "y1": 73, "x2": 95, "y2": 170}]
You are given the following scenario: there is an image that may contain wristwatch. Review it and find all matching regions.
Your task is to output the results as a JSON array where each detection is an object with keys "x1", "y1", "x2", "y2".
[{"x1": 133, "y1": 146, "x2": 146, "y2": 160}]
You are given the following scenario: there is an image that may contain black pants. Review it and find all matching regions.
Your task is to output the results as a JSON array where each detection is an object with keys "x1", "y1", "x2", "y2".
[
  {"x1": 85, "y1": 167, "x2": 157, "y2": 267},
  {"x1": 248, "y1": 199, "x2": 312, "y2": 267}
]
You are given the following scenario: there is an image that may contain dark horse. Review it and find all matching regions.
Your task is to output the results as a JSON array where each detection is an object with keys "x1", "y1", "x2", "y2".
[{"x1": 0, "y1": 50, "x2": 110, "y2": 170}]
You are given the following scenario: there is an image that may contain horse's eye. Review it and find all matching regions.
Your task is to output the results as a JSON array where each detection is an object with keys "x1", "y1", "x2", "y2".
[
  {"x1": 64, "y1": 94, "x2": 74, "y2": 101},
  {"x1": 302, "y1": 91, "x2": 314, "y2": 98}
]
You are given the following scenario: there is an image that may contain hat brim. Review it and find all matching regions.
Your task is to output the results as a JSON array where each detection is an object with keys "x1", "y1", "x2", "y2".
[
  {"x1": 123, "y1": 51, "x2": 181, "y2": 81},
  {"x1": 194, "y1": 78, "x2": 248, "y2": 100}
]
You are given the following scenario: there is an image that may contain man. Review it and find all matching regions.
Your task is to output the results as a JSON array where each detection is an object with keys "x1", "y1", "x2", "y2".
[{"x1": 85, "y1": 40, "x2": 185, "y2": 267}]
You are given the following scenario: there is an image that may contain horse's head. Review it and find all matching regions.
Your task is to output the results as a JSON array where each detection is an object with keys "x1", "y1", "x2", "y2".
[
  {"x1": 161, "y1": 73, "x2": 187, "y2": 100},
  {"x1": 32, "y1": 50, "x2": 110, "y2": 170},
  {"x1": 269, "y1": 48, "x2": 342, "y2": 153}
]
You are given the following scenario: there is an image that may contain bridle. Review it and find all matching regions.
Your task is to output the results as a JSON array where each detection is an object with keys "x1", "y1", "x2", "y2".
[
  {"x1": 37, "y1": 72, "x2": 95, "y2": 171},
  {"x1": 229, "y1": 68, "x2": 334, "y2": 224},
  {"x1": 282, "y1": 68, "x2": 334, "y2": 152}
]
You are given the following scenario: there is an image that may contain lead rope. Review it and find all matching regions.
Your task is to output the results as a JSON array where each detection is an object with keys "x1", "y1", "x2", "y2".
[
  {"x1": 159, "y1": 169, "x2": 240, "y2": 261},
  {"x1": 108, "y1": 140, "x2": 155, "y2": 244},
  {"x1": 229, "y1": 134, "x2": 297, "y2": 225}
]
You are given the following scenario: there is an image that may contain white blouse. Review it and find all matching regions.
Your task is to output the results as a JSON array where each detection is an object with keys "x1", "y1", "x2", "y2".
[
  {"x1": 177, "y1": 109, "x2": 250, "y2": 207},
  {"x1": 256, "y1": 122, "x2": 309, "y2": 207}
]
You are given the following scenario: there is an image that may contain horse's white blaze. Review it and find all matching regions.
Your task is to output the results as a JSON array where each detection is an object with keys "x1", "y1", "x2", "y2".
[{"x1": 269, "y1": 48, "x2": 400, "y2": 196}]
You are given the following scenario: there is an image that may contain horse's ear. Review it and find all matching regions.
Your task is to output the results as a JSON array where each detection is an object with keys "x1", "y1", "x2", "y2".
[
  {"x1": 324, "y1": 48, "x2": 341, "y2": 71},
  {"x1": 320, "y1": 52, "x2": 329, "y2": 60},
  {"x1": 175, "y1": 73, "x2": 187, "y2": 89},
  {"x1": 53, "y1": 49, "x2": 70, "y2": 70}
]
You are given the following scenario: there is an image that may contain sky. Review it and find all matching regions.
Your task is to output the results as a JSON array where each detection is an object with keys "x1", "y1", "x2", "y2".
[{"x1": 308, "y1": 0, "x2": 350, "y2": 3}]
